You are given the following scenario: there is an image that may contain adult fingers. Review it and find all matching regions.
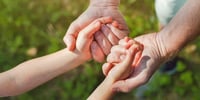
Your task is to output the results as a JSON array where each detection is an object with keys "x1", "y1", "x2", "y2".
[
  {"x1": 91, "y1": 41, "x2": 105, "y2": 62},
  {"x1": 94, "y1": 31, "x2": 112, "y2": 55},
  {"x1": 101, "y1": 24, "x2": 119, "y2": 45},
  {"x1": 112, "y1": 71, "x2": 149, "y2": 93},
  {"x1": 107, "y1": 24, "x2": 128, "y2": 39},
  {"x1": 96, "y1": 16, "x2": 113, "y2": 24},
  {"x1": 64, "y1": 16, "x2": 112, "y2": 51}
]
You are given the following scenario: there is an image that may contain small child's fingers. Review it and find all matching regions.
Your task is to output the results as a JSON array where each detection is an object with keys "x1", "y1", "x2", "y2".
[
  {"x1": 102, "y1": 63, "x2": 114, "y2": 76},
  {"x1": 78, "y1": 16, "x2": 112, "y2": 39},
  {"x1": 107, "y1": 53, "x2": 125, "y2": 63},
  {"x1": 107, "y1": 45, "x2": 127, "y2": 63},
  {"x1": 78, "y1": 21, "x2": 101, "y2": 39},
  {"x1": 132, "y1": 50, "x2": 143, "y2": 67},
  {"x1": 119, "y1": 48, "x2": 137, "y2": 70},
  {"x1": 111, "y1": 48, "x2": 137, "y2": 80},
  {"x1": 128, "y1": 43, "x2": 143, "y2": 67},
  {"x1": 76, "y1": 20, "x2": 101, "y2": 52},
  {"x1": 110, "y1": 45, "x2": 126, "y2": 55},
  {"x1": 118, "y1": 37, "x2": 132, "y2": 47}
]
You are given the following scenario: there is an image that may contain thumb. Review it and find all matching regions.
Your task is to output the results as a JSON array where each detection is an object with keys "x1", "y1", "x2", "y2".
[
  {"x1": 76, "y1": 21, "x2": 101, "y2": 52},
  {"x1": 63, "y1": 35, "x2": 76, "y2": 51},
  {"x1": 63, "y1": 21, "x2": 81, "y2": 51}
]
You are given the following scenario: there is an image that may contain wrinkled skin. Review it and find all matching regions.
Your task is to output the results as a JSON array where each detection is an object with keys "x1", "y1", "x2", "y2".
[
  {"x1": 104, "y1": 32, "x2": 170, "y2": 92},
  {"x1": 103, "y1": 38, "x2": 144, "y2": 81},
  {"x1": 63, "y1": 4, "x2": 129, "y2": 62}
]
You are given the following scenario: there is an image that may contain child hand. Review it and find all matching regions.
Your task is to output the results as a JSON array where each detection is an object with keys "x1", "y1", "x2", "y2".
[
  {"x1": 72, "y1": 17, "x2": 113, "y2": 62},
  {"x1": 102, "y1": 38, "x2": 143, "y2": 82},
  {"x1": 90, "y1": 22, "x2": 128, "y2": 62}
]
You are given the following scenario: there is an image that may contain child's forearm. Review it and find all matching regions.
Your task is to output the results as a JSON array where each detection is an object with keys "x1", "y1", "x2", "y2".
[
  {"x1": 0, "y1": 48, "x2": 85, "y2": 96},
  {"x1": 88, "y1": 77, "x2": 116, "y2": 100}
]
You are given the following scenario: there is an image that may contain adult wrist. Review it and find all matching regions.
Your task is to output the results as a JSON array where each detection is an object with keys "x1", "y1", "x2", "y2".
[
  {"x1": 156, "y1": 31, "x2": 180, "y2": 62},
  {"x1": 90, "y1": 0, "x2": 120, "y2": 8}
]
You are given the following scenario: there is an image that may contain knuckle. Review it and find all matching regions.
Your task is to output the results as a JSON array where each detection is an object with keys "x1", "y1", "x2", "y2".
[{"x1": 109, "y1": 34, "x2": 118, "y2": 45}]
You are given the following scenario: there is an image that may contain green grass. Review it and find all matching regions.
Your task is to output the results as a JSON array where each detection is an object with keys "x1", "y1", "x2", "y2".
[{"x1": 0, "y1": 0, "x2": 200, "y2": 100}]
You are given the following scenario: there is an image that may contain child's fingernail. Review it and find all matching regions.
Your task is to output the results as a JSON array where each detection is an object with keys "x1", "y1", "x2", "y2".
[{"x1": 95, "y1": 21, "x2": 100, "y2": 27}]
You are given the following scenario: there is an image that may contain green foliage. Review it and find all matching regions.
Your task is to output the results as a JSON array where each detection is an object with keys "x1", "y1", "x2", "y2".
[
  {"x1": 176, "y1": 61, "x2": 186, "y2": 72},
  {"x1": 0, "y1": 0, "x2": 200, "y2": 100}
]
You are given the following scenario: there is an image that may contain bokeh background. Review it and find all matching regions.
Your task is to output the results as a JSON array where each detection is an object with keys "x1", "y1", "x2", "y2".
[{"x1": 0, "y1": 0, "x2": 200, "y2": 100}]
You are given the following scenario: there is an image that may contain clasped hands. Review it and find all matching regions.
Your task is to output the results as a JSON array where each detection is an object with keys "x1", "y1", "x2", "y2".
[
  {"x1": 64, "y1": 16, "x2": 147, "y2": 92},
  {"x1": 63, "y1": 1, "x2": 170, "y2": 93}
]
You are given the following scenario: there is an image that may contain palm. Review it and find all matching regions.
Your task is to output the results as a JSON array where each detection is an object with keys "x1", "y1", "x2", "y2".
[
  {"x1": 112, "y1": 33, "x2": 167, "y2": 92},
  {"x1": 133, "y1": 33, "x2": 164, "y2": 81}
]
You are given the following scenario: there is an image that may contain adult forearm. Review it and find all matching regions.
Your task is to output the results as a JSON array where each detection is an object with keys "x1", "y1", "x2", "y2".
[
  {"x1": 157, "y1": 0, "x2": 200, "y2": 59},
  {"x1": 90, "y1": 0, "x2": 120, "y2": 7},
  {"x1": 0, "y1": 48, "x2": 84, "y2": 96}
]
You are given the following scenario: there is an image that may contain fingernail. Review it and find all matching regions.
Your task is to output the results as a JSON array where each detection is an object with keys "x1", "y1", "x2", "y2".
[{"x1": 95, "y1": 21, "x2": 100, "y2": 27}]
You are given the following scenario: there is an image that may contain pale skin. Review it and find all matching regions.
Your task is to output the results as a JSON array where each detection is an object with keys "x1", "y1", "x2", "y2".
[
  {"x1": 88, "y1": 39, "x2": 143, "y2": 100},
  {"x1": 103, "y1": 0, "x2": 200, "y2": 92},
  {"x1": 64, "y1": 0, "x2": 129, "y2": 62},
  {"x1": 0, "y1": 17, "x2": 111, "y2": 97}
]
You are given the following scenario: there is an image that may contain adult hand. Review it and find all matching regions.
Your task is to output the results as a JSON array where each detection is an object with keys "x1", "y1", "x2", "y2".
[
  {"x1": 74, "y1": 18, "x2": 102, "y2": 62},
  {"x1": 63, "y1": 0, "x2": 129, "y2": 62},
  {"x1": 104, "y1": 32, "x2": 174, "y2": 92},
  {"x1": 92, "y1": 24, "x2": 128, "y2": 62}
]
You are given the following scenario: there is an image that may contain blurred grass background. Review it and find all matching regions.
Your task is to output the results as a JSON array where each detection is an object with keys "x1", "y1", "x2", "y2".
[{"x1": 0, "y1": 0, "x2": 200, "y2": 100}]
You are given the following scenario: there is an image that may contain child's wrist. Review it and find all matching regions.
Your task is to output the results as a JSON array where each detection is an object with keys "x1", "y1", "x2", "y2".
[
  {"x1": 74, "y1": 50, "x2": 91, "y2": 63},
  {"x1": 64, "y1": 49, "x2": 88, "y2": 66},
  {"x1": 104, "y1": 77, "x2": 117, "y2": 94}
]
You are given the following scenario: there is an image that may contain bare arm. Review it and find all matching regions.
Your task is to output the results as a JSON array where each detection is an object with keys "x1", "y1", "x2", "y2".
[
  {"x1": 64, "y1": 0, "x2": 128, "y2": 62},
  {"x1": 0, "y1": 49, "x2": 83, "y2": 96},
  {"x1": 103, "y1": 0, "x2": 200, "y2": 92},
  {"x1": 0, "y1": 17, "x2": 109, "y2": 97},
  {"x1": 88, "y1": 40, "x2": 143, "y2": 100},
  {"x1": 158, "y1": 0, "x2": 200, "y2": 59}
]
